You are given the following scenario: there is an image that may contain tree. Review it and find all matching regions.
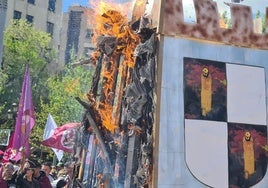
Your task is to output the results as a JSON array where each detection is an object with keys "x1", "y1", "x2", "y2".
[
  {"x1": 0, "y1": 70, "x2": 7, "y2": 114},
  {"x1": 1, "y1": 19, "x2": 54, "y2": 114},
  {"x1": 253, "y1": 10, "x2": 266, "y2": 34},
  {"x1": 256, "y1": 10, "x2": 266, "y2": 33},
  {"x1": 31, "y1": 65, "x2": 94, "y2": 161},
  {"x1": 221, "y1": 11, "x2": 232, "y2": 29},
  {"x1": 1, "y1": 19, "x2": 94, "y2": 162},
  {"x1": 0, "y1": 19, "x2": 54, "y2": 131}
]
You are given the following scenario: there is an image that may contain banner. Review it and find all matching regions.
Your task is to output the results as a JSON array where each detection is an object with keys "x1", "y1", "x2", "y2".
[
  {"x1": 43, "y1": 114, "x2": 63, "y2": 161},
  {"x1": 41, "y1": 122, "x2": 81, "y2": 153},
  {"x1": 11, "y1": 63, "x2": 35, "y2": 157}
]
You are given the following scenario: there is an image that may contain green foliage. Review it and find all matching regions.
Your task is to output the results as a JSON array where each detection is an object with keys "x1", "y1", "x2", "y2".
[
  {"x1": 0, "y1": 69, "x2": 7, "y2": 90},
  {"x1": 255, "y1": 10, "x2": 267, "y2": 33},
  {"x1": 222, "y1": 11, "x2": 232, "y2": 28},
  {"x1": 3, "y1": 20, "x2": 52, "y2": 75},
  {"x1": 256, "y1": 10, "x2": 261, "y2": 19},
  {"x1": 1, "y1": 19, "x2": 54, "y2": 113},
  {"x1": 42, "y1": 65, "x2": 93, "y2": 122},
  {"x1": 1, "y1": 19, "x2": 94, "y2": 162},
  {"x1": 0, "y1": 70, "x2": 7, "y2": 114},
  {"x1": 31, "y1": 65, "x2": 94, "y2": 158},
  {"x1": 262, "y1": 14, "x2": 266, "y2": 33}
]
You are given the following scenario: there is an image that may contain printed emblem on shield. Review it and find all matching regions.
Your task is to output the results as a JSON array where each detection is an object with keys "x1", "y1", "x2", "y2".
[{"x1": 184, "y1": 57, "x2": 267, "y2": 188}]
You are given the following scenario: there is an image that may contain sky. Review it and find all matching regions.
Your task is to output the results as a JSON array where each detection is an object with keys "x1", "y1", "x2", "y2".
[{"x1": 62, "y1": 0, "x2": 89, "y2": 12}]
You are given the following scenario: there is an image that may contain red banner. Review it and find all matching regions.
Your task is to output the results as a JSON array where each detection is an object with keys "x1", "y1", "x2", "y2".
[{"x1": 41, "y1": 123, "x2": 81, "y2": 153}]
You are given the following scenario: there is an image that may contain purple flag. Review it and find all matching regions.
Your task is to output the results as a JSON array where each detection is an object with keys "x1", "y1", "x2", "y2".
[{"x1": 12, "y1": 63, "x2": 35, "y2": 157}]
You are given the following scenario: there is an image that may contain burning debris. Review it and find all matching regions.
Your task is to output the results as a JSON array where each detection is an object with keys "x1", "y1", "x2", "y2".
[{"x1": 73, "y1": 1, "x2": 156, "y2": 188}]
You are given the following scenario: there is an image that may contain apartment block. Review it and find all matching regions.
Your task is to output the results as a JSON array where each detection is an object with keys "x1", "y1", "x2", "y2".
[
  {"x1": 59, "y1": 5, "x2": 95, "y2": 65},
  {"x1": 0, "y1": 0, "x2": 7, "y2": 66},
  {"x1": 0, "y1": 0, "x2": 62, "y2": 68}
]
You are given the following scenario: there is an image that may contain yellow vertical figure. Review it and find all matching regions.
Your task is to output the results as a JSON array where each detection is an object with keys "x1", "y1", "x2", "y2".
[
  {"x1": 201, "y1": 67, "x2": 212, "y2": 116},
  {"x1": 243, "y1": 131, "x2": 255, "y2": 179}
]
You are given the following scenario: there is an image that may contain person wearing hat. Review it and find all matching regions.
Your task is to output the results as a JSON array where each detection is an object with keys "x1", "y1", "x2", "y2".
[
  {"x1": 15, "y1": 159, "x2": 40, "y2": 188},
  {"x1": 28, "y1": 158, "x2": 52, "y2": 188},
  {"x1": 16, "y1": 158, "x2": 52, "y2": 188}
]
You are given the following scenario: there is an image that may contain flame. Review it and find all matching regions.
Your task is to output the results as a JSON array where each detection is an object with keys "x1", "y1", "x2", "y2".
[
  {"x1": 89, "y1": 1, "x2": 140, "y2": 132},
  {"x1": 98, "y1": 102, "x2": 119, "y2": 132}
]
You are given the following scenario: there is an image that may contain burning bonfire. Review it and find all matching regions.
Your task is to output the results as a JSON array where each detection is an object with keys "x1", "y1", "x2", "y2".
[{"x1": 73, "y1": 0, "x2": 156, "y2": 187}]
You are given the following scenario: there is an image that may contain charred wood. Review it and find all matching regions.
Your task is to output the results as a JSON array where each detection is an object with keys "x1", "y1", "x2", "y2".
[
  {"x1": 86, "y1": 113, "x2": 114, "y2": 184},
  {"x1": 124, "y1": 134, "x2": 141, "y2": 188},
  {"x1": 123, "y1": 31, "x2": 156, "y2": 187},
  {"x1": 90, "y1": 53, "x2": 104, "y2": 97},
  {"x1": 97, "y1": 36, "x2": 117, "y2": 56}
]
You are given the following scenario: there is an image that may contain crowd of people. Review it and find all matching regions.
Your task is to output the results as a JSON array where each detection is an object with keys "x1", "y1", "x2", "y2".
[{"x1": 0, "y1": 150, "x2": 73, "y2": 188}]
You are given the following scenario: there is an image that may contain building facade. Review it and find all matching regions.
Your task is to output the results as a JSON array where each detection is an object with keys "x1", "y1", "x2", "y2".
[
  {"x1": 0, "y1": 0, "x2": 62, "y2": 68},
  {"x1": 0, "y1": 0, "x2": 7, "y2": 66},
  {"x1": 59, "y1": 5, "x2": 95, "y2": 65}
]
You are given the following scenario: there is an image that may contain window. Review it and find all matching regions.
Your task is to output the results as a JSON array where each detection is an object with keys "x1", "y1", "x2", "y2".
[
  {"x1": 13, "y1": 10, "x2": 22, "y2": 19},
  {"x1": 47, "y1": 22, "x2": 54, "y2": 37},
  {"x1": 27, "y1": 0, "x2": 35, "y2": 4},
  {"x1": 26, "y1": 15, "x2": 34, "y2": 23},
  {"x1": 86, "y1": 29, "x2": 93, "y2": 39},
  {"x1": 0, "y1": 0, "x2": 8, "y2": 9},
  {"x1": 48, "y1": 0, "x2": 56, "y2": 12}
]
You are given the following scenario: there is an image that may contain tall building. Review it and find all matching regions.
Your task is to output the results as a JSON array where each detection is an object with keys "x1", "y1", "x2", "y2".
[
  {"x1": 231, "y1": 0, "x2": 244, "y2": 3},
  {"x1": 59, "y1": 5, "x2": 95, "y2": 65},
  {"x1": 0, "y1": 0, "x2": 7, "y2": 66},
  {"x1": 1, "y1": 0, "x2": 62, "y2": 68}
]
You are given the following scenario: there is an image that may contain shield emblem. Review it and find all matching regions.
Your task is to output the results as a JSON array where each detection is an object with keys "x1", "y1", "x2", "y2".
[{"x1": 184, "y1": 57, "x2": 267, "y2": 188}]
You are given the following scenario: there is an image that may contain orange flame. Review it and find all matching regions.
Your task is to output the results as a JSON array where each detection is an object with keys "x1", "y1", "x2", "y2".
[{"x1": 89, "y1": 1, "x2": 140, "y2": 132}]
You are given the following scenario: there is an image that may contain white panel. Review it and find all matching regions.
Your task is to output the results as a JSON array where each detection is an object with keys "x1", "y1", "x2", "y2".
[
  {"x1": 185, "y1": 119, "x2": 228, "y2": 188},
  {"x1": 227, "y1": 64, "x2": 266, "y2": 125}
]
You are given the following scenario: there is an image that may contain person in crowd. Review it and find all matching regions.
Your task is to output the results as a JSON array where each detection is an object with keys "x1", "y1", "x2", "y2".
[
  {"x1": 42, "y1": 162, "x2": 55, "y2": 182},
  {"x1": 56, "y1": 162, "x2": 64, "y2": 172},
  {"x1": 63, "y1": 161, "x2": 74, "y2": 187},
  {"x1": 50, "y1": 165, "x2": 58, "y2": 179},
  {"x1": 0, "y1": 162, "x2": 16, "y2": 188},
  {"x1": 15, "y1": 160, "x2": 40, "y2": 188},
  {"x1": 9, "y1": 158, "x2": 20, "y2": 173},
  {"x1": 51, "y1": 169, "x2": 69, "y2": 188},
  {"x1": 25, "y1": 157, "x2": 52, "y2": 188}
]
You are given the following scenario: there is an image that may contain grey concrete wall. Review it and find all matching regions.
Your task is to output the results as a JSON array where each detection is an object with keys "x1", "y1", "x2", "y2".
[{"x1": 0, "y1": 0, "x2": 7, "y2": 66}]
